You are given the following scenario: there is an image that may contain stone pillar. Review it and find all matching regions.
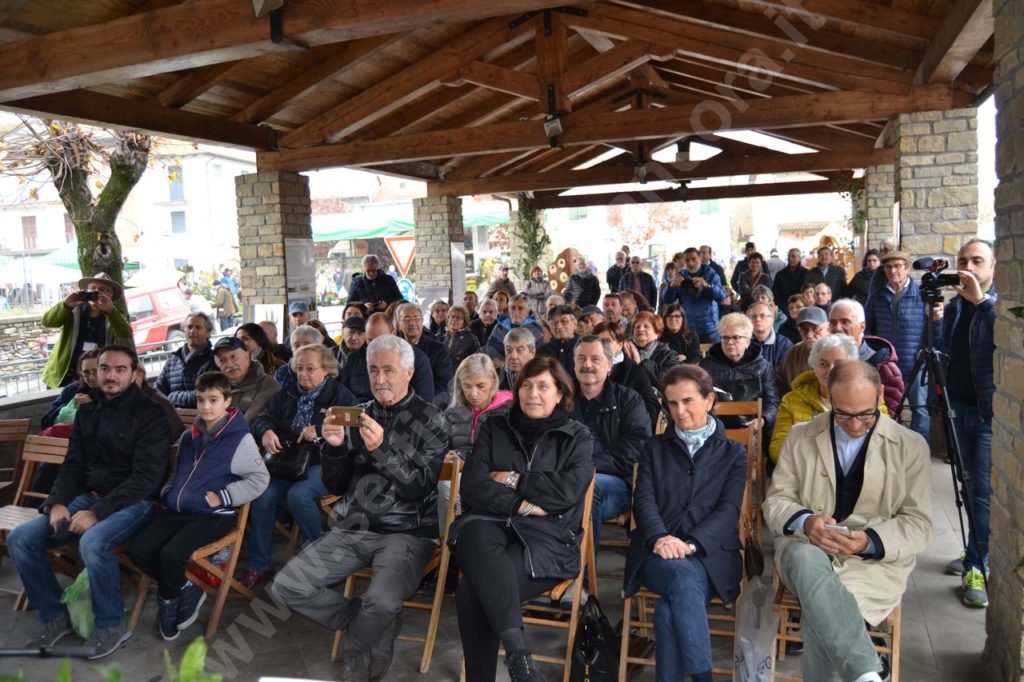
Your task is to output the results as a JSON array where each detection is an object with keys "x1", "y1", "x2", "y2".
[
  {"x1": 986, "y1": 0, "x2": 1024, "y2": 676},
  {"x1": 895, "y1": 108, "x2": 979, "y2": 261},
  {"x1": 863, "y1": 163, "x2": 895, "y2": 249},
  {"x1": 235, "y1": 171, "x2": 312, "y2": 322},
  {"x1": 413, "y1": 195, "x2": 465, "y2": 306}
]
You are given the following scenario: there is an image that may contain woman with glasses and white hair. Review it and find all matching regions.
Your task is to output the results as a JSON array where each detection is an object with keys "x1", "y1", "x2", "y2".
[
  {"x1": 698, "y1": 312, "x2": 779, "y2": 431},
  {"x1": 769, "y1": 334, "x2": 887, "y2": 463}
]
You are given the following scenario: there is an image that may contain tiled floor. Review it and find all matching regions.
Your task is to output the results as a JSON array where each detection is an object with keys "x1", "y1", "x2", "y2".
[{"x1": 0, "y1": 458, "x2": 993, "y2": 681}]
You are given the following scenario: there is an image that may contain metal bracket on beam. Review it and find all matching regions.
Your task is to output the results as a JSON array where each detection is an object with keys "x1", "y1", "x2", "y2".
[
  {"x1": 269, "y1": 8, "x2": 308, "y2": 51},
  {"x1": 612, "y1": 88, "x2": 668, "y2": 105},
  {"x1": 508, "y1": 5, "x2": 586, "y2": 30}
]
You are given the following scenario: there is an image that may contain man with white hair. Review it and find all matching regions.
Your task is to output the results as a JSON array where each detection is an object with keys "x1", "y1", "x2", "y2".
[
  {"x1": 272, "y1": 335, "x2": 448, "y2": 681},
  {"x1": 499, "y1": 327, "x2": 536, "y2": 391},
  {"x1": 829, "y1": 299, "x2": 904, "y2": 415},
  {"x1": 346, "y1": 254, "x2": 404, "y2": 313},
  {"x1": 340, "y1": 313, "x2": 435, "y2": 403}
]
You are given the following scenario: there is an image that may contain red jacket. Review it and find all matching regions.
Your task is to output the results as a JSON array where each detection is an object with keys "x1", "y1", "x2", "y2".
[{"x1": 862, "y1": 335, "x2": 905, "y2": 415}]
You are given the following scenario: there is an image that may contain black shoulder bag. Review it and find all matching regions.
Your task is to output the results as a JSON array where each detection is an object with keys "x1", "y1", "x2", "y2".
[
  {"x1": 261, "y1": 413, "x2": 316, "y2": 481},
  {"x1": 569, "y1": 595, "x2": 618, "y2": 682}
]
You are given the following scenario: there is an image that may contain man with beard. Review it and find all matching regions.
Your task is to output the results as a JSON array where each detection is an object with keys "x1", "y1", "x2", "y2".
[{"x1": 665, "y1": 247, "x2": 726, "y2": 343}]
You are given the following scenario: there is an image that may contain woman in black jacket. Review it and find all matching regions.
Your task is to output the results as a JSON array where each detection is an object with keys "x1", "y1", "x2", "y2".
[
  {"x1": 446, "y1": 304, "x2": 481, "y2": 369},
  {"x1": 451, "y1": 356, "x2": 594, "y2": 682},
  {"x1": 631, "y1": 310, "x2": 682, "y2": 388},
  {"x1": 660, "y1": 303, "x2": 702, "y2": 364},
  {"x1": 849, "y1": 248, "x2": 880, "y2": 305},
  {"x1": 594, "y1": 320, "x2": 663, "y2": 429},
  {"x1": 624, "y1": 365, "x2": 747, "y2": 682},
  {"x1": 243, "y1": 344, "x2": 357, "y2": 588},
  {"x1": 698, "y1": 313, "x2": 779, "y2": 431}
]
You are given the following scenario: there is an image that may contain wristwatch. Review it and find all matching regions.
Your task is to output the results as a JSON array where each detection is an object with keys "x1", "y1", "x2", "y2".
[
  {"x1": 687, "y1": 542, "x2": 698, "y2": 556},
  {"x1": 505, "y1": 472, "x2": 520, "y2": 489}
]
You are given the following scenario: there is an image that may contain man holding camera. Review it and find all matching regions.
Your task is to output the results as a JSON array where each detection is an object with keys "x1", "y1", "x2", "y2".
[
  {"x1": 41, "y1": 273, "x2": 134, "y2": 389},
  {"x1": 665, "y1": 247, "x2": 726, "y2": 343},
  {"x1": 940, "y1": 239, "x2": 996, "y2": 608}
]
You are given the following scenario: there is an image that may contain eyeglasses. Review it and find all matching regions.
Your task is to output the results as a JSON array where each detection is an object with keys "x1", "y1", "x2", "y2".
[
  {"x1": 721, "y1": 335, "x2": 748, "y2": 343},
  {"x1": 400, "y1": 315, "x2": 422, "y2": 322},
  {"x1": 831, "y1": 405, "x2": 879, "y2": 424},
  {"x1": 749, "y1": 313, "x2": 773, "y2": 320}
]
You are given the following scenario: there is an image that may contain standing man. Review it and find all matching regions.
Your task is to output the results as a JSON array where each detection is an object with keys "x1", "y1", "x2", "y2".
[
  {"x1": 666, "y1": 248, "x2": 726, "y2": 343},
  {"x1": 606, "y1": 251, "x2": 629, "y2": 293},
  {"x1": 773, "y1": 248, "x2": 808, "y2": 309},
  {"x1": 766, "y1": 248, "x2": 787, "y2": 277},
  {"x1": 940, "y1": 239, "x2": 996, "y2": 608},
  {"x1": 730, "y1": 241, "x2": 756, "y2": 291},
  {"x1": 347, "y1": 254, "x2": 405, "y2": 313},
  {"x1": 485, "y1": 264, "x2": 518, "y2": 300},
  {"x1": 699, "y1": 244, "x2": 727, "y2": 287},
  {"x1": 618, "y1": 256, "x2": 658, "y2": 308},
  {"x1": 868, "y1": 238, "x2": 896, "y2": 301},
  {"x1": 214, "y1": 277, "x2": 237, "y2": 332},
  {"x1": 865, "y1": 251, "x2": 943, "y2": 441},
  {"x1": 8, "y1": 345, "x2": 172, "y2": 659},
  {"x1": 806, "y1": 246, "x2": 848, "y2": 300},
  {"x1": 154, "y1": 313, "x2": 216, "y2": 407},
  {"x1": 41, "y1": 272, "x2": 132, "y2": 389}
]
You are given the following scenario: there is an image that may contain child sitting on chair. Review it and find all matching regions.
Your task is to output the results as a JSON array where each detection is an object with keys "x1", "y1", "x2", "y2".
[{"x1": 126, "y1": 371, "x2": 269, "y2": 641}]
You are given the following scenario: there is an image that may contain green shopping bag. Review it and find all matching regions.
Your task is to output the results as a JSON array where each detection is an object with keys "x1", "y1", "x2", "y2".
[{"x1": 60, "y1": 569, "x2": 95, "y2": 639}]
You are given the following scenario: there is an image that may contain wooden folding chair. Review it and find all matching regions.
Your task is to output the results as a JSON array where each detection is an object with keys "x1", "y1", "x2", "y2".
[
  {"x1": 771, "y1": 580, "x2": 901, "y2": 682},
  {"x1": 331, "y1": 461, "x2": 462, "y2": 673},
  {"x1": 0, "y1": 419, "x2": 31, "y2": 498},
  {"x1": 618, "y1": 427, "x2": 757, "y2": 681},
  {"x1": 274, "y1": 494, "x2": 342, "y2": 559},
  {"x1": 712, "y1": 400, "x2": 763, "y2": 534},
  {"x1": 127, "y1": 502, "x2": 254, "y2": 638}
]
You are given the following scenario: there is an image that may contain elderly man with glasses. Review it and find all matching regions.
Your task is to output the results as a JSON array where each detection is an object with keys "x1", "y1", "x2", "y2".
[{"x1": 765, "y1": 360, "x2": 933, "y2": 682}]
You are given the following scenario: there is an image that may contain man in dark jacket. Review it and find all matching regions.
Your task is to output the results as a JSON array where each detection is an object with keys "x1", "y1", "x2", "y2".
[
  {"x1": 346, "y1": 254, "x2": 405, "y2": 313},
  {"x1": 397, "y1": 302, "x2": 453, "y2": 403},
  {"x1": 748, "y1": 301, "x2": 793, "y2": 370},
  {"x1": 773, "y1": 247, "x2": 809, "y2": 309},
  {"x1": 342, "y1": 313, "x2": 434, "y2": 403},
  {"x1": 154, "y1": 313, "x2": 216, "y2": 407},
  {"x1": 939, "y1": 239, "x2": 996, "y2": 608},
  {"x1": 805, "y1": 246, "x2": 848, "y2": 300},
  {"x1": 572, "y1": 336, "x2": 651, "y2": 548},
  {"x1": 469, "y1": 299, "x2": 499, "y2": 347},
  {"x1": 618, "y1": 255, "x2": 658, "y2": 308},
  {"x1": 665, "y1": 248, "x2": 726, "y2": 343},
  {"x1": 272, "y1": 335, "x2": 448, "y2": 682},
  {"x1": 865, "y1": 251, "x2": 943, "y2": 440},
  {"x1": 606, "y1": 251, "x2": 628, "y2": 292},
  {"x1": 485, "y1": 294, "x2": 544, "y2": 362},
  {"x1": 8, "y1": 344, "x2": 172, "y2": 658},
  {"x1": 699, "y1": 245, "x2": 727, "y2": 287},
  {"x1": 537, "y1": 305, "x2": 578, "y2": 377},
  {"x1": 828, "y1": 299, "x2": 904, "y2": 415}
]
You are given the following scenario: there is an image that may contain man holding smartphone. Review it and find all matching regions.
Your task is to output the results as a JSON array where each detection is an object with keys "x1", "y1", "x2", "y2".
[
  {"x1": 41, "y1": 272, "x2": 133, "y2": 389},
  {"x1": 765, "y1": 361, "x2": 933, "y2": 682}
]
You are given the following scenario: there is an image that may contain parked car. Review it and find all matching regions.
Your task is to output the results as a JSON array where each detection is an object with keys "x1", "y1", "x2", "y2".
[{"x1": 40, "y1": 284, "x2": 193, "y2": 357}]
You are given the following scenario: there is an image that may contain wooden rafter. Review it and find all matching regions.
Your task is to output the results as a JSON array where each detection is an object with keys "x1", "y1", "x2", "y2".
[
  {"x1": 730, "y1": 0, "x2": 941, "y2": 41},
  {"x1": 914, "y1": 0, "x2": 993, "y2": 84},
  {"x1": 0, "y1": 0, "x2": 584, "y2": 102},
  {"x1": 154, "y1": 61, "x2": 243, "y2": 109},
  {"x1": 534, "y1": 9, "x2": 570, "y2": 113},
  {"x1": 561, "y1": 40, "x2": 672, "y2": 100},
  {"x1": 452, "y1": 60, "x2": 539, "y2": 100}
]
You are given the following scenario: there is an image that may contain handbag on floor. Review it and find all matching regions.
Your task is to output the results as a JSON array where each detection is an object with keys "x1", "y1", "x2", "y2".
[{"x1": 569, "y1": 595, "x2": 618, "y2": 682}]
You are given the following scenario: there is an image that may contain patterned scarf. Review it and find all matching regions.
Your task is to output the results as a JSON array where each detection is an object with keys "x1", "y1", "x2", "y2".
[
  {"x1": 291, "y1": 378, "x2": 327, "y2": 433},
  {"x1": 674, "y1": 418, "x2": 717, "y2": 457}
]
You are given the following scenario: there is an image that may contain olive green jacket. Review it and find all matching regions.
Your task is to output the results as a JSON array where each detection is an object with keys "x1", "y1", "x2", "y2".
[{"x1": 41, "y1": 301, "x2": 133, "y2": 389}]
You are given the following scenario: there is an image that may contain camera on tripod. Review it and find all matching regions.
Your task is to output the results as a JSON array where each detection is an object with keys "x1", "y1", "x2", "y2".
[{"x1": 914, "y1": 257, "x2": 961, "y2": 290}]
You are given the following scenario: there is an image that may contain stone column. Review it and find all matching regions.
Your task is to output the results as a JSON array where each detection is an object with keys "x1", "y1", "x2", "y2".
[
  {"x1": 235, "y1": 171, "x2": 312, "y2": 322},
  {"x1": 986, "y1": 0, "x2": 1024, "y2": 676},
  {"x1": 894, "y1": 108, "x2": 979, "y2": 261},
  {"x1": 863, "y1": 163, "x2": 895, "y2": 249},
  {"x1": 413, "y1": 195, "x2": 465, "y2": 306}
]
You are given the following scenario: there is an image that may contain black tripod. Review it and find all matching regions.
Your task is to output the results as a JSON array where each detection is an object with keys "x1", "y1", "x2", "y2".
[{"x1": 894, "y1": 284, "x2": 981, "y2": 580}]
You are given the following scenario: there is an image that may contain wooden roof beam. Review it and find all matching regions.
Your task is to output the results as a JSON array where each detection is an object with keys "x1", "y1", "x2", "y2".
[
  {"x1": 534, "y1": 178, "x2": 860, "y2": 209},
  {"x1": 153, "y1": 61, "x2": 243, "y2": 109},
  {"x1": 562, "y1": 40, "x2": 674, "y2": 101},
  {"x1": 425, "y1": 149, "x2": 889, "y2": 196},
  {"x1": 3, "y1": 90, "x2": 276, "y2": 150},
  {"x1": 0, "y1": 0, "x2": 582, "y2": 102},
  {"x1": 730, "y1": 0, "x2": 941, "y2": 41},
  {"x1": 914, "y1": 0, "x2": 993, "y2": 85},
  {"x1": 451, "y1": 60, "x2": 539, "y2": 100}
]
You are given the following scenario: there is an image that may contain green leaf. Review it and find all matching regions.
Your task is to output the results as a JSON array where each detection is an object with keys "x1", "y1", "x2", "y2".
[
  {"x1": 58, "y1": 659, "x2": 71, "y2": 682},
  {"x1": 164, "y1": 649, "x2": 178, "y2": 682},
  {"x1": 178, "y1": 637, "x2": 222, "y2": 682},
  {"x1": 0, "y1": 671, "x2": 27, "y2": 681}
]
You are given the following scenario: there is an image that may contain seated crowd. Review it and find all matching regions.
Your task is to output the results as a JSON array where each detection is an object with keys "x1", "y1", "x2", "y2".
[{"x1": 10, "y1": 237, "x2": 996, "y2": 682}]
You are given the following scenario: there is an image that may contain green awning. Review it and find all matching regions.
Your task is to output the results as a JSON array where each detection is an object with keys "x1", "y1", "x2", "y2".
[
  {"x1": 38, "y1": 238, "x2": 81, "y2": 269},
  {"x1": 312, "y1": 207, "x2": 509, "y2": 242}
]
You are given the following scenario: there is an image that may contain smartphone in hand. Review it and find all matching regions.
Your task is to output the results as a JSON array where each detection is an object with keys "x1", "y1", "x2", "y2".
[
  {"x1": 824, "y1": 523, "x2": 851, "y2": 536},
  {"x1": 330, "y1": 406, "x2": 364, "y2": 427}
]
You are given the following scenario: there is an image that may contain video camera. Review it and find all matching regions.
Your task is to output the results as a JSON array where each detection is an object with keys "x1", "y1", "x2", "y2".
[{"x1": 913, "y1": 257, "x2": 961, "y2": 290}]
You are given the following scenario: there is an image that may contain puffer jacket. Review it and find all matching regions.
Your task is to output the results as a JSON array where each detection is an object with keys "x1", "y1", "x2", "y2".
[
  {"x1": 663, "y1": 265, "x2": 726, "y2": 341},
  {"x1": 861, "y1": 335, "x2": 905, "y2": 416},
  {"x1": 865, "y1": 277, "x2": 943, "y2": 379},
  {"x1": 45, "y1": 383, "x2": 172, "y2": 519},
  {"x1": 571, "y1": 381, "x2": 651, "y2": 479},
  {"x1": 322, "y1": 390, "x2": 448, "y2": 537},
  {"x1": 635, "y1": 339, "x2": 681, "y2": 389},
  {"x1": 40, "y1": 301, "x2": 133, "y2": 389},
  {"x1": 699, "y1": 342, "x2": 779, "y2": 426},
  {"x1": 251, "y1": 377, "x2": 356, "y2": 468},
  {"x1": 444, "y1": 391, "x2": 513, "y2": 459},
  {"x1": 154, "y1": 342, "x2": 216, "y2": 407},
  {"x1": 564, "y1": 270, "x2": 601, "y2": 308},
  {"x1": 450, "y1": 409, "x2": 595, "y2": 579},
  {"x1": 162, "y1": 407, "x2": 269, "y2": 514},
  {"x1": 940, "y1": 292, "x2": 997, "y2": 420},
  {"x1": 770, "y1": 370, "x2": 890, "y2": 462}
]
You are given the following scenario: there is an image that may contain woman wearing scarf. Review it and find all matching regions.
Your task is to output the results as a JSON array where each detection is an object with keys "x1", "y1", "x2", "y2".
[
  {"x1": 623, "y1": 364, "x2": 747, "y2": 682},
  {"x1": 451, "y1": 356, "x2": 593, "y2": 682},
  {"x1": 243, "y1": 344, "x2": 356, "y2": 589},
  {"x1": 630, "y1": 311, "x2": 682, "y2": 389}
]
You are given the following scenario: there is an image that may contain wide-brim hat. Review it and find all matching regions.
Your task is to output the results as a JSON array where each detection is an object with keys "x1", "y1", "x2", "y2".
[{"x1": 77, "y1": 272, "x2": 124, "y2": 301}]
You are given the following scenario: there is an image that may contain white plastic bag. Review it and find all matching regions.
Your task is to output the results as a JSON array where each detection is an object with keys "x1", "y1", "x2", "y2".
[{"x1": 733, "y1": 574, "x2": 779, "y2": 682}]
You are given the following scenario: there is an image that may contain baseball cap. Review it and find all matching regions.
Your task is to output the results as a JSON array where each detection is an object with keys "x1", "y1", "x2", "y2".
[
  {"x1": 214, "y1": 337, "x2": 247, "y2": 353},
  {"x1": 796, "y1": 307, "x2": 828, "y2": 327},
  {"x1": 343, "y1": 317, "x2": 367, "y2": 332},
  {"x1": 547, "y1": 305, "x2": 575, "y2": 320},
  {"x1": 579, "y1": 305, "x2": 603, "y2": 319},
  {"x1": 288, "y1": 301, "x2": 310, "y2": 315}
]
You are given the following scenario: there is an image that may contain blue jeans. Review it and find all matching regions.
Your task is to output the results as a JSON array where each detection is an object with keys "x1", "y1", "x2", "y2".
[
  {"x1": 247, "y1": 464, "x2": 329, "y2": 571},
  {"x1": 7, "y1": 495, "x2": 156, "y2": 627},
  {"x1": 639, "y1": 554, "x2": 714, "y2": 680},
  {"x1": 592, "y1": 473, "x2": 631, "y2": 550},
  {"x1": 951, "y1": 401, "x2": 992, "y2": 573},
  {"x1": 906, "y1": 372, "x2": 929, "y2": 441}
]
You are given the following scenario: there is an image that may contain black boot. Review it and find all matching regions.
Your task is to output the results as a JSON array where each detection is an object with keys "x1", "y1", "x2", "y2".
[{"x1": 505, "y1": 649, "x2": 545, "y2": 682}]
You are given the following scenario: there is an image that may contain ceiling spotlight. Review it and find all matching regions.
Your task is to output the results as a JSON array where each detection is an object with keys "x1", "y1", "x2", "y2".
[
  {"x1": 542, "y1": 116, "x2": 564, "y2": 139},
  {"x1": 633, "y1": 163, "x2": 650, "y2": 184}
]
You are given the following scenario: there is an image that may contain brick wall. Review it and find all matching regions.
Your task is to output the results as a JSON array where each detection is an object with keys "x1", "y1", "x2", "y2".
[
  {"x1": 895, "y1": 108, "x2": 979, "y2": 261},
  {"x1": 986, "y1": 0, "x2": 1024, "y2": 677},
  {"x1": 235, "y1": 172, "x2": 311, "y2": 306},
  {"x1": 412, "y1": 195, "x2": 464, "y2": 296},
  {"x1": 864, "y1": 164, "x2": 895, "y2": 249}
]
